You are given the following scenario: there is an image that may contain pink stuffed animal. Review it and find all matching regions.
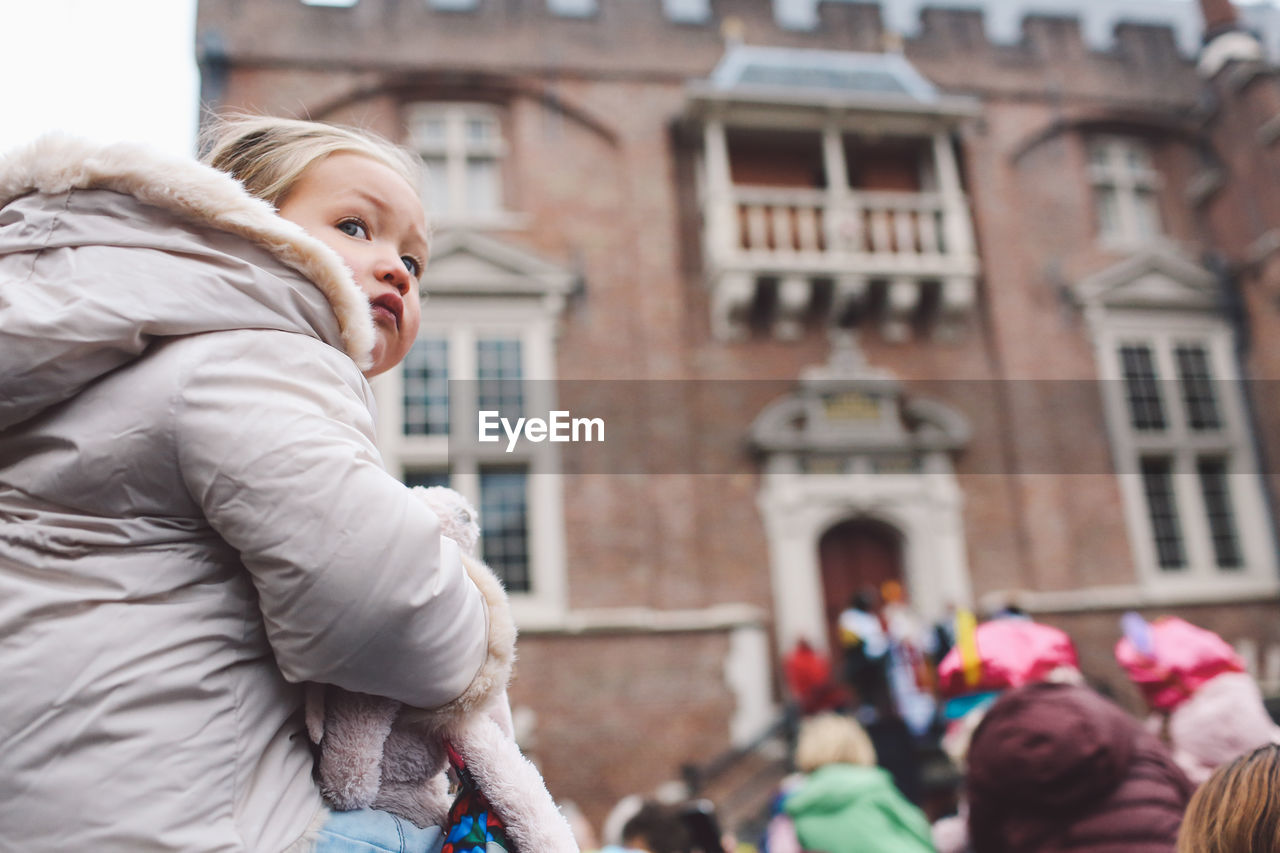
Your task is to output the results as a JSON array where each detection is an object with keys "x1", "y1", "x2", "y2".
[{"x1": 305, "y1": 486, "x2": 578, "y2": 852}]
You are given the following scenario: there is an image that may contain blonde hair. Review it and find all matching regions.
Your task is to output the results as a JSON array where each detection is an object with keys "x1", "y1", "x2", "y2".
[
  {"x1": 200, "y1": 114, "x2": 422, "y2": 208},
  {"x1": 1178, "y1": 744, "x2": 1280, "y2": 853},
  {"x1": 794, "y1": 713, "x2": 877, "y2": 773}
]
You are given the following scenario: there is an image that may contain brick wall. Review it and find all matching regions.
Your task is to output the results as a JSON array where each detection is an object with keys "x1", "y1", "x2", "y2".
[{"x1": 509, "y1": 630, "x2": 738, "y2": 828}]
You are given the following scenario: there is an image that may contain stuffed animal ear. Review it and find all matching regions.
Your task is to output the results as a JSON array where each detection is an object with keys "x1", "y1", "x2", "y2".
[
  {"x1": 411, "y1": 485, "x2": 481, "y2": 553},
  {"x1": 317, "y1": 692, "x2": 401, "y2": 811}
]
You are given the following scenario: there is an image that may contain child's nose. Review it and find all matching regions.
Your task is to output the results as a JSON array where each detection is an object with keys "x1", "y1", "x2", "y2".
[{"x1": 376, "y1": 257, "x2": 412, "y2": 296}]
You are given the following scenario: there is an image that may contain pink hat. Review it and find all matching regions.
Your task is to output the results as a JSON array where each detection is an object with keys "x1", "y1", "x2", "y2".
[
  {"x1": 1114, "y1": 615, "x2": 1245, "y2": 711},
  {"x1": 938, "y1": 619, "x2": 1079, "y2": 698}
]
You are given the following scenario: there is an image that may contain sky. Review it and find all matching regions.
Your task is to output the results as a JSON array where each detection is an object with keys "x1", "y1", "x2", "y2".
[{"x1": 0, "y1": 0, "x2": 199, "y2": 157}]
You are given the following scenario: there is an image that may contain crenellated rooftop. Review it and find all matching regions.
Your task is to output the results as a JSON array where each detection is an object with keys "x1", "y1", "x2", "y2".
[{"x1": 199, "y1": 0, "x2": 1207, "y2": 105}]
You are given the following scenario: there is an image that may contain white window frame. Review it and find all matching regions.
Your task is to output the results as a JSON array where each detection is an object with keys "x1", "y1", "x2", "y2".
[
  {"x1": 1096, "y1": 311, "x2": 1277, "y2": 596},
  {"x1": 1088, "y1": 135, "x2": 1164, "y2": 248},
  {"x1": 407, "y1": 102, "x2": 510, "y2": 226},
  {"x1": 372, "y1": 298, "x2": 568, "y2": 626},
  {"x1": 546, "y1": 0, "x2": 596, "y2": 16},
  {"x1": 663, "y1": 0, "x2": 710, "y2": 23}
]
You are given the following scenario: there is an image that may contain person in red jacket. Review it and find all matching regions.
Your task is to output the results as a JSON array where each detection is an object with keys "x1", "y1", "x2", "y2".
[
  {"x1": 965, "y1": 682, "x2": 1194, "y2": 853},
  {"x1": 783, "y1": 639, "x2": 850, "y2": 716}
]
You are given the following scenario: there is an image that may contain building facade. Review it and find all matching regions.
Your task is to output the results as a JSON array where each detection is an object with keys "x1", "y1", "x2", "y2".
[{"x1": 197, "y1": 0, "x2": 1280, "y2": 829}]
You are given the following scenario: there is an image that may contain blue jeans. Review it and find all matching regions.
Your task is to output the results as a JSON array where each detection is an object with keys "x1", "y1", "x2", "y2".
[{"x1": 313, "y1": 808, "x2": 444, "y2": 853}]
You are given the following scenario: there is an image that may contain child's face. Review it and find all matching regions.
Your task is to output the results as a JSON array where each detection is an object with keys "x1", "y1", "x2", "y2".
[{"x1": 278, "y1": 152, "x2": 428, "y2": 377}]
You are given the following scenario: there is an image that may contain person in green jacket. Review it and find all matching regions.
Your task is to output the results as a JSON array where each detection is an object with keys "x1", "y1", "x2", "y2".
[{"x1": 774, "y1": 713, "x2": 936, "y2": 853}]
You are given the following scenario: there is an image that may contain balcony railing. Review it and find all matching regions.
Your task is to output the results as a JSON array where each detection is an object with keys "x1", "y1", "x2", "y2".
[
  {"x1": 704, "y1": 185, "x2": 979, "y2": 341},
  {"x1": 732, "y1": 187, "x2": 957, "y2": 269}
]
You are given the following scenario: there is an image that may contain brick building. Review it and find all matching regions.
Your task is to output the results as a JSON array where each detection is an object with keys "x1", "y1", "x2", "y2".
[{"x1": 197, "y1": 0, "x2": 1280, "y2": 831}]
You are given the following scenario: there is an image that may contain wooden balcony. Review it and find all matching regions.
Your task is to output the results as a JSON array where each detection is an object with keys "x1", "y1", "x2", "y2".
[
  {"x1": 704, "y1": 184, "x2": 979, "y2": 342},
  {"x1": 687, "y1": 46, "x2": 984, "y2": 343}
]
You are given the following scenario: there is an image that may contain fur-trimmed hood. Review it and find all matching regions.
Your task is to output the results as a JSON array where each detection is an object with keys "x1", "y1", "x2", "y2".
[{"x1": 0, "y1": 134, "x2": 375, "y2": 430}]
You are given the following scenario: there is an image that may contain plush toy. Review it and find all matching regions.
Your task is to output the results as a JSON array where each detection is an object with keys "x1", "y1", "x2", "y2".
[{"x1": 305, "y1": 486, "x2": 578, "y2": 852}]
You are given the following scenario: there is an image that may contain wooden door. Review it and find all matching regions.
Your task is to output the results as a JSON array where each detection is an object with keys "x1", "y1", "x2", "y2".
[{"x1": 819, "y1": 517, "x2": 904, "y2": 656}]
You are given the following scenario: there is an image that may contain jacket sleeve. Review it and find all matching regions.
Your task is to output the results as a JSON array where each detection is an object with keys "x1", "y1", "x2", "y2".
[{"x1": 172, "y1": 330, "x2": 508, "y2": 711}]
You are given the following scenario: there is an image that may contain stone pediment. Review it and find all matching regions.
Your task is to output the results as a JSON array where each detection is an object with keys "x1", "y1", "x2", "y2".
[
  {"x1": 1075, "y1": 247, "x2": 1218, "y2": 312},
  {"x1": 750, "y1": 334, "x2": 969, "y2": 458},
  {"x1": 423, "y1": 230, "x2": 575, "y2": 300}
]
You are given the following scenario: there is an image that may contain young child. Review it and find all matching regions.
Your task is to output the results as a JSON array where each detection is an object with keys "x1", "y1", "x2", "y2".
[
  {"x1": 202, "y1": 116, "x2": 429, "y2": 378},
  {"x1": 211, "y1": 117, "x2": 576, "y2": 853},
  {"x1": 0, "y1": 117, "x2": 518, "y2": 852}
]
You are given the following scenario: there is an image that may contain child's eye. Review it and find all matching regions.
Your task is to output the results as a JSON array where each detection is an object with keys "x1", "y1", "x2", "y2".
[
  {"x1": 401, "y1": 255, "x2": 422, "y2": 278},
  {"x1": 336, "y1": 218, "x2": 369, "y2": 240}
]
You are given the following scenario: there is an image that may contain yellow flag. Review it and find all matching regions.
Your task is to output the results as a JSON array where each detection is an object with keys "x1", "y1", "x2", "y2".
[{"x1": 957, "y1": 608, "x2": 981, "y2": 689}]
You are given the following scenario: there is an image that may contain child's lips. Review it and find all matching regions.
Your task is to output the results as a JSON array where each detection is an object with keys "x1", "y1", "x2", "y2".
[{"x1": 371, "y1": 293, "x2": 403, "y2": 330}]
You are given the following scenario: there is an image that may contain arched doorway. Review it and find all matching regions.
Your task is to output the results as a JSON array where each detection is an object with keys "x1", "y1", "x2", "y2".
[
  {"x1": 818, "y1": 517, "x2": 904, "y2": 660},
  {"x1": 753, "y1": 335, "x2": 974, "y2": 659}
]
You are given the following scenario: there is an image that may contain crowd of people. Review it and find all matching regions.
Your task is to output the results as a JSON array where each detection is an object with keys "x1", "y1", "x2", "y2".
[
  {"x1": 572, "y1": 594, "x2": 1280, "y2": 853},
  {"x1": 763, "y1": 586, "x2": 1280, "y2": 853}
]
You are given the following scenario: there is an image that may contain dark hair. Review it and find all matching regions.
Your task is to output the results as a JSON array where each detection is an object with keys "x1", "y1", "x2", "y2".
[
  {"x1": 621, "y1": 801, "x2": 692, "y2": 853},
  {"x1": 850, "y1": 589, "x2": 876, "y2": 612}
]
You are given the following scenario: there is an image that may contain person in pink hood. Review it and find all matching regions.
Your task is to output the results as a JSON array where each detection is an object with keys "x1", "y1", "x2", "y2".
[{"x1": 1115, "y1": 614, "x2": 1280, "y2": 785}]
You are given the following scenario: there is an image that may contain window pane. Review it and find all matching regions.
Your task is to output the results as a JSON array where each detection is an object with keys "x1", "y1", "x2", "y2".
[
  {"x1": 1125, "y1": 143, "x2": 1153, "y2": 172},
  {"x1": 1141, "y1": 457, "x2": 1186, "y2": 570},
  {"x1": 1197, "y1": 457, "x2": 1243, "y2": 569},
  {"x1": 663, "y1": 0, "x2": 710, "y2": 22},
  {"x1": 420, "y1": 155, "x2": 451, "y2": 215},
  {"x1": 476, "y1": 337, "x2": 523, "y2": 419},
  {"x1": 466, "y1": 117, "x2": 496, "y2": 145},
  {"x1": 547, "y1": 0, "x2": 596, "y2": 16},
  {"x1": 408, "y1": 104, "x2": 505, "y2": 218},
  {"x1": 1134, "y1": 188, "x2": 1161, "y2": 239},
  {"x1": 465, "y1": 157, "x2": 500, "y2": 216},
  {"x1": 1089, "y1": 138, "x2": 1160, "y2": 242},
  {"x1": 480, "y1": 468, "x2": 530, "y2": 592},
  {"x1": 403, "y1": 337, "x2": 450, "y2": 435},
  {"x1": 1175, "y1": 344, "x2": 1221, "y2": 431},
  {"x1": 1096, "y1": 185, "x2": 1120, "y2": 237},
  {"x1": 411, "y1": 116, "x2": 447, "y2": 147},
  {"x1": 1120, "y1": 344, "x2": 1166, "y2": 431}
]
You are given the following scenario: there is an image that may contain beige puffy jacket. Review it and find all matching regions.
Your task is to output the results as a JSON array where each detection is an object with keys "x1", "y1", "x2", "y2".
[{"x1": 0, "y1": 138, "x2": 514, "y2": 852}]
